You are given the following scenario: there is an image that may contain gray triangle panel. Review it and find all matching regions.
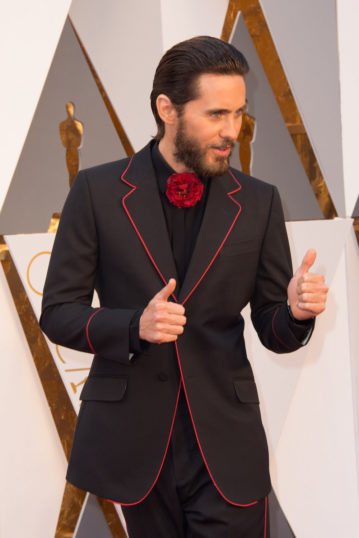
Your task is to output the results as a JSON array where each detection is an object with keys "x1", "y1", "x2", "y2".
[
  {"x1": 74, "y1": 494, "x2": 113, "y2": 538},
  {"x1": 230, "y1": 15, "x2": 323, "y2": 221},
  {"x1": 269, "y1": 489, "x2": 295, "y2": 537},
  {"x1": 0, "y1": 18, "x2": 127, "y2": 234},
  {"x1": 352, "y1": 195, "x2": 359, "y2": 218}
]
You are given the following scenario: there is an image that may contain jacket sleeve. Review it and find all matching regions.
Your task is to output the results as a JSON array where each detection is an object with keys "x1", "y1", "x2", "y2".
[
  {"x1": 250, "y1": 186, "x2": 314, "y2": 354},
  {"x1": 40, "y1": 170, "x2": 137, "y2": 364}
]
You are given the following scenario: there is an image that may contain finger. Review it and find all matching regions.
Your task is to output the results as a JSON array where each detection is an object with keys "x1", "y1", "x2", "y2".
[
  {"x1": 152, "y1": 333, "x2": 179, "y2": 344},
  {"x1": 155, "y1": 323, "x2": 185, "y2": 336},
  {"x1": 153, "y1": 311, "x2": 186, "y2": 327},
  {"x1": 148, "y1": 326, "x2": 184, "y2": 344},
  {"x1": 297, "y1": 274, "x2": 326, "y2": 287},
  {"x1": 296, "y1": 280, "x2": 328, "y2": 296},
  {"x1": 296, "y1": 302, "x2": 326, "y2": 315},
  {"x1": 295, "y1": 249, "x2": 317, "y2": 277},
  {"x1": 152, "y1": 278, "x2": 177, "y2": 302},
  {"x1": 164, "y1": 303, "x2": 186, "y2": 316},
  {"x1": 296, "y1": 292, "x2": 328, "y2": 304},
  {"x1": 152, "y1": 301, "x2": 185, "y2": 316},
  {"x1": 165, "y1": 314, "x2": 187, "y2": 326}
]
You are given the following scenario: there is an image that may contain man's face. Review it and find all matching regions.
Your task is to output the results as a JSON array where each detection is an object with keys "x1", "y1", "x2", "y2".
[{"x1": 173, "y1": 73, "x2": 246, "y2": 178}]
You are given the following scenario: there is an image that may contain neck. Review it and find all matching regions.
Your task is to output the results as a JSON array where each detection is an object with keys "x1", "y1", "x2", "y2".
[{"x1": 158, "y1": 137, "x2": 191, "y2": 173}]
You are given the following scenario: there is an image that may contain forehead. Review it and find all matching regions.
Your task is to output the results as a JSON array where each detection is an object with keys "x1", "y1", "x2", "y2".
[{"x1": 191, "y1": 73, "x2": 246, "y2": 108}]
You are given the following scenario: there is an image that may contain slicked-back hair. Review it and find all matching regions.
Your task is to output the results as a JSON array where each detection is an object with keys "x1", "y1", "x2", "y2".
[{"x1": 150, "y1": 36, "x2": 249, "y2": 140}]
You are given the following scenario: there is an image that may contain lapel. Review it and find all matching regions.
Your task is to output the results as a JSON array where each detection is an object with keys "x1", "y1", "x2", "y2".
[
  {"x1": 121, "y1": 143, "x2": 179, "y2": 297},
  {"x1": 178, "y1": 169, "x2": 242, "y2": 304},
  {"x1": 121, "y1": 142, "x2": 242, "y2": 305}
]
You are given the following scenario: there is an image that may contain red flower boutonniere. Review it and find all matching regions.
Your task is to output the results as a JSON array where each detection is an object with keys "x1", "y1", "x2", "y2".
[{"x1": 166, "y1": 173, "x2": 203, "y2": 208}]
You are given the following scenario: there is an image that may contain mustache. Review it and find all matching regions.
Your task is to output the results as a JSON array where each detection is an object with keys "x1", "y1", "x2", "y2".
[{"x1": 209, "y1": 140, "x2": 236, "y2": 150}]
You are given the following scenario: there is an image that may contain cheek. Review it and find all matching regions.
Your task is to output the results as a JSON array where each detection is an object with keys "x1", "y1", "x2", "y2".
[{"x1": 187, "y1": 118, "x2": 218, "y2": 142}]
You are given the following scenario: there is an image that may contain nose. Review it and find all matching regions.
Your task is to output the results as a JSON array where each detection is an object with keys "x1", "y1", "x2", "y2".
[{"x1": 219, "y1": 116, "x2": 242, "y2": 141}]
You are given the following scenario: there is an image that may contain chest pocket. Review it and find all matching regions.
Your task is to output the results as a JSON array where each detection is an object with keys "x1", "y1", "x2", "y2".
[{"x1": 220, "y1": 238, "x2": 258, "y2": 257}]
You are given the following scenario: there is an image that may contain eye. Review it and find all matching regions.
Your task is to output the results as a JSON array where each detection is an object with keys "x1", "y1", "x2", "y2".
[
  {"x1": 235, "y1": 107, "x2": 246, "y2": 118},
  {"x1": 210, "y1": 111, "x2": 224, "y2": 118}
]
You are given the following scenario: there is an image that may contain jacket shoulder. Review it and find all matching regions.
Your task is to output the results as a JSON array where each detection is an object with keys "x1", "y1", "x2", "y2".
[
  {"x1": 229, "y1": 167, "x2": 276, "y2": 197},
  {"x1": 78, "y1": 157, "x2": 132, "y2": 185}
]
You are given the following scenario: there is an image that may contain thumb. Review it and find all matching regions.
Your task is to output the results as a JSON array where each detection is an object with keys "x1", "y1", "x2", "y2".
[
  {"x1": 295, "y1": 248, "x2": 317, "y2": 277},
  {"x1": 153, "y1": 278, "x2": 177, "y2": 302}
]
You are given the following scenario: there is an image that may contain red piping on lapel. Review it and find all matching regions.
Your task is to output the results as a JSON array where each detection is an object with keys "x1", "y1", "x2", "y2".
[
  {"x1": 86, "y1": 308, "x2": 104, "y2": 354},
  {"x1": 182, "y1": 169, "x2": 242, "y2": 306},
  {"x1": 109, "y1": 380, "x2": 182, "y2": 506},
  {"x1": 272, "y1": 307, "x2": 291, "y2": 350},
  {"x1": 121, "y1": 157, "x2": 178, "y2": 303},
  {"x1": 174, "y1": 340, "x2": 259, "y2": 507}
]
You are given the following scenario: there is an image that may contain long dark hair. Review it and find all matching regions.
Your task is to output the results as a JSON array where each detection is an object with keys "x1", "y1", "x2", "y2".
[{"x1": 150, "y1": 36, "x2": 249, "y2": 140}]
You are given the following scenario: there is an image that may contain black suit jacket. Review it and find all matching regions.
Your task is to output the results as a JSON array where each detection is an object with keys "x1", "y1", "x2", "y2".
[{"x1": 40, "y1": 142, "x2": 309, "y2": 506}]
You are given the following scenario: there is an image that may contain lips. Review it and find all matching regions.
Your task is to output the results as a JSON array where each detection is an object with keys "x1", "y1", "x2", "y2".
[{"x1": 211, "y1": 145, "x2": 233, "y2": 157}]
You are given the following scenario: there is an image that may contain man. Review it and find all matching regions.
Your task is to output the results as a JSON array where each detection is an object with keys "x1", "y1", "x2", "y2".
[{"x1": 40, "y1": 36, "x2": 328, "y2": 537}]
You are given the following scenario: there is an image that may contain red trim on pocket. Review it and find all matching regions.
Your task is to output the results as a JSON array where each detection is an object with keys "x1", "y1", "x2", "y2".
[
  {"x1": 182, "y1": 169, "x2": 242, "y2": 305},
  {"x1": 86, "y1": 308, "x2": 105, "y2": 354},
  {"x1": 264, "y1": 495, "x2": 268, "y2": 537},
  {"x1": 174, "y1": 341, "x2": 258, "y2": 507},
  {"x1": 109, "y1": 381, "x2": 182, "y2": 506},
  {"x1": 272, "y1": 307, "x2": 291, "y2": 350},
  {"x1": 121, "y1": 157, "x2": 178, "y2": 303}
]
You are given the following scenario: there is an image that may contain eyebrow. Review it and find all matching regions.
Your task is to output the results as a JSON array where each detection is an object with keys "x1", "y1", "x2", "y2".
[{"x1": 207, "y1": 103, "x2": 247, "y2": 115}]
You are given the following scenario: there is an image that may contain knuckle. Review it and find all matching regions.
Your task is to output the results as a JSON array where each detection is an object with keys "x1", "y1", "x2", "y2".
[
  {"x1": 154, "y1": 332, "x2": 162, "y2": 343},
  {"x1": 154, "y1": 311, "x2": 165, "y2": 322}
]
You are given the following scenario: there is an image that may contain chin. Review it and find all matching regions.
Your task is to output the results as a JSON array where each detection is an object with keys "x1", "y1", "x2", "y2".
[{"x1": 205, "y1": 158, "x2": 230, "y2": 177}]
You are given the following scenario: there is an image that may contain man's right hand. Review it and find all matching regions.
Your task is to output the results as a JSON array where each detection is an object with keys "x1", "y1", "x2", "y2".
[{"x1": 139, "y1": 278, "x2": 186, "y2": 344}]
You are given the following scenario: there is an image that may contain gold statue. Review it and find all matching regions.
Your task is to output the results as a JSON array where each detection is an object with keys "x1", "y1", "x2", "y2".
[
  {"x1": 59, "y1": 102, "x2": 83, "y2": 188},
  {"x1": 238, "y1": 112, "x2": 255, "y2": 175}
]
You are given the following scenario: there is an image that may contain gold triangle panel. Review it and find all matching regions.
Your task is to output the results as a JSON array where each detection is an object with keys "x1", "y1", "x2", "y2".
[
  {"x1": 1, "y1": 235, "x2": 126, "y2": 536},
  {"x1": 221, "y1": 0, "x2": 337, "y2": 219},
  {"x1": 69, "y1": 17, "x2": 134, "y2": 157}
]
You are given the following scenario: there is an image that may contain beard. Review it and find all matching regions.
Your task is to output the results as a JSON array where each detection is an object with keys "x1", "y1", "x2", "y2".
[{"x1": 173, "y1": 119, "x2": 235, "y2": 179}]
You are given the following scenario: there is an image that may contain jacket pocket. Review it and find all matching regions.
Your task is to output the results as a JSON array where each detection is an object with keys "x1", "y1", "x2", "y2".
[
  {"x1": 220, "y1": 238, "x2": 258, "y2": 256},
  {"x1": 233, "y1": 379, "x2": 259, "y2": 404},
  {"x1": 79, "y1": 375, "x2": 128, "y2": 402}
]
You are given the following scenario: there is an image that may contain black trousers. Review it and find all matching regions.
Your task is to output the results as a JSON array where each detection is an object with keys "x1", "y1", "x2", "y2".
[{"x1": 122, "y1": 389, "x2": 269, "y2": 538}]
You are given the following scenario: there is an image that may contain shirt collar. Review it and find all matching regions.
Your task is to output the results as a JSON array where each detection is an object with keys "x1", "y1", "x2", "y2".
[{"x1": 151, "y1": 141, "x2": 177, "y2": 195}]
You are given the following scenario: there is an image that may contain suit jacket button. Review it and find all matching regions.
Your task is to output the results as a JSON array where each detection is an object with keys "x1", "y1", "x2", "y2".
[{"x1": 158, "y1": 373, "x2": 168, "y2": 382}]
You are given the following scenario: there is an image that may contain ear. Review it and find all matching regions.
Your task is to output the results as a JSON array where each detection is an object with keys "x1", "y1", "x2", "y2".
[{"x1": 156, "y1": 94, "x2": 178, "y2": 126}]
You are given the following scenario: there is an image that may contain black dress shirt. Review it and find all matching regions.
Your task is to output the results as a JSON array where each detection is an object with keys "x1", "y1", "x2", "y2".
[{"x1": 151, "y1": 142, "x2": 210, "y2": 285}]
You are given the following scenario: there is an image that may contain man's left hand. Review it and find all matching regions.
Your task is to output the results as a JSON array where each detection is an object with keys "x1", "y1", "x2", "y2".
[{"x1": 287, "y1": 249, "x2": 329, "y2": 320}]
